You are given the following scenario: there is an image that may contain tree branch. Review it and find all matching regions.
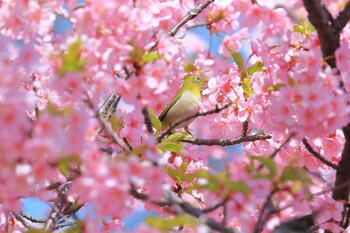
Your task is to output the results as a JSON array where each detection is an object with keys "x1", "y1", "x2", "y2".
[
  {"x1": 21, "y1": 212, "x2": 46, "y2": 223},
  {"x1": 98, "y1": 94, "x2": 121, "y2": 134},
  {"x1": 130, "y1": 187, "x2": 240, "y2": 233},
  {"x1": 55, "y1": 221, "x2": 77, "y2": 229},
  {"x1": 303, "y1": 0, "x2": 338, "y2": 67},
  {"x1": 302, "y1": 138, "x2": 338, "y2": 170},
  {"x1": 333, "y1": 123, "x2": 350, "y2": 228},
  {"x1": 157, "y1": 104, "x2": 231, "y2": 143},
  {"x1": 182, "y1": 133, "x2": 271, "y2": 146},
  {"x1": 257, "y1": 132, "x2": 296, "y2": 171},
  {"x1": 44, "y1": 182, "x2": 71, "y2": 231},
  {"x1": 334, "y1": 1, "x2": 350, "y2": 32},
  {"x1": 98, "y1": 112, "x2": 129, "y2": 152},
  {"x1": 272, "y1": 214, "x2": 314, "y2": 233},
  {"x1": 169, "y1": 0, "x2": 215, "y2": 37},
  {"x1": 142, "y1": 107, "x2": 154, "y2": 134},
  {"x1": 302, "y1": 0, "x2": 350, "y2": 229},
  {"x1": 303, "y1": 0, "x2": 350, "y2": 68},
  {"x1": 202, "y1": 197, "x2": 228, "y2": 213},
  {"x1": 242, "y1": 121, "x2": 249, "y2": 136},
  {"x1": 11, "y1": 212, "x2": 35, "y2": 230},
  {"x1": 85, "y1": 94, "x2": 129, "y2": 152},
  {"x1": 164, "y1": 191, "x2": 240, "y2": 233},
  {"x1": 254, "y1": 189, "x2": 278, "y2": 233}
]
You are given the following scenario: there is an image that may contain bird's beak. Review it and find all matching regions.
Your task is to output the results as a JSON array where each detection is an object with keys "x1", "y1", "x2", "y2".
[{"x1": 202, "y1": 77, "x2": 209, "y2": 89}]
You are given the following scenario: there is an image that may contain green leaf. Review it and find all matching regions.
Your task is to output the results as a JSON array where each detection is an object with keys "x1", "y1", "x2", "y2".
[
  {"x1": 191, "y1": 170, "x2": 219, "y2": 190},
  {"x1": 142, "y1": 52, "x2": 160, "y2": 63},
  {"x1": 184, "y1": 63, "x2": 198, "y2": 72},
  {"x1": 145, "y1": 215, "x2": 196, "y2": 231},
  {"x1": 58, "y1": 38, "x2": 86, "y2": 76},
  {"x1": 163, "y1": 133, "x2": 187, "y2": 143},
  {"x1": 229, "y1": 50, "x2": 244, "y2": 69},
  {"x1": 266, "y1": 83, "x2": 286, "y2": 91},
  {"x1": 293, "y1": 24, "x2": 303, "y2": 34},
  {"x1": 166, "y1": 166, "x2": 178, "y2": 181},
  {"x1": 47, "y1": 101, "x2": 71, "y2": 116},
  {"x1": 251, "y1": 155, "x2": 277, "y2": 178},
  {"x1": 149, "y1": 109, "x2": 161, "y2": 136},
  {"x1": 109, "y1": 115, "x2": 124, "y2": 132},
  {"x1": 226, "y1": 181, "x2": 250, "y2": 195},
  {"x1": 129, "y1": 45, "x2": 142, "y2": 61},
  {"x1": 288, "y1": 77, "x2": 296, "y2": 86},
  {"x1": 242, "y1": 77, "x2": 254, "y2": 98},
  {"x1": 160, "y1": 142, "x2": 184, "y2": 153},
  {"x1": 58, "y1": 155, "x2": 81, "y2": 177},
  {"x1": 246, "y1": 61, "x2": 264, "y2": 75},
  {"x1": 186, "y1": 170, "x2": 250, "y2": 195},
  {"x1": 281, "y1": 166, "x2": 312, "y2": 184},
  {"x1": 293, "y1": 19, "x2": 315, "y2": 35},
  {"x1": 166, "y1": 162, "x2": 190, "y2": 185},
  {"x1": 126, "y1": 145, "x2": 148, "y2": 157}
]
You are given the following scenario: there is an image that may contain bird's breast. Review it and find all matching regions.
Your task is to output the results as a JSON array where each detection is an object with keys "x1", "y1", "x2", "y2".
[{"x1": 163, "y1": 92, "x2": 201, "y2": 129}]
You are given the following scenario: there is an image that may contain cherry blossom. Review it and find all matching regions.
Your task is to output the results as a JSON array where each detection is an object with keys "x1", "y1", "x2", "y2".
[{"x1": 1, "y1": 0, "x2": 350, "y2": 232}]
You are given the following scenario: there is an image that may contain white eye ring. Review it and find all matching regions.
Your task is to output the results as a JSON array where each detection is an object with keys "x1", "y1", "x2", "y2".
[{"x1": 195, "y1": 76, "x2": 201, "y2": 82}]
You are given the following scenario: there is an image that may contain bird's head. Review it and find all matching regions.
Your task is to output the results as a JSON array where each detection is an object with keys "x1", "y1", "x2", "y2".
[{"x1": 182, "y1": 75, "x2": 208, "y2": 94}]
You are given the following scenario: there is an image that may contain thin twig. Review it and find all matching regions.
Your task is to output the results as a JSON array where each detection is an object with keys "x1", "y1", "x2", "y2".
[
  {"x1": 85, "y1": 95, "x2": 129, "y2": 152},
  {"x1": 186, "y1": 22, "x2": 211, "y2": 29},
  {"x1": 242, "y1": 121, "x2": 249, "y2": 136},
  {"x1": 302, "y1": 138, "x2": 338, "y2": 170},
  {"x1": 164, "y1": 191, "x2": 240, "y2": 233},
  {"x1": 130, "y1": 188, "x2": 240, "y2": 233},
  {"x1": 98, "y1": 94, "x2": 121, "y2": 134},
  {"x1": 129, "y1": 188, "x2": 168, "y2": 207},
  {"x1": 142, "y1": 107, "x2": 154, "y2": 134},
  {"x1": 63, "y1": 203, "x2": 84, "y2": 216},
  {"x1": 257, "y1": 132, "x2": 296, "y2": 171},
  {"x1": 11, "y1": 212, "x2": 36, "y2": 230},
  {"x1": 182, "y1": 133, "x2": 272, "y2": 146},
  {"x1": 203, "y1": 197, "x2": 228, "y2": 213},
  {"x1": 54, "y1": 221, "x2": 77, "y2": 229},
  {"x1": 158, "y1": 104, "x2": 231, "y2": 142},
  {"x1": 254, "y1": 189, "x2": 278, "y2": 233},
  {"x1": 97, "y1": 114, "x2": 129, "y2": 152},
  {"x1": 333, "y1": 1, "x2": 350, "y2": 33},
  {"x1": 270, "y1": 132, "x2": 296, "y2": 160},
  {"x1": 100, "y1": 147, "x2": 114, "y2": 155},
  {"x1": 44, "y1": 182, "x2": 71, "y2": 231},
  {"x1": 21, "y1": 212, "x2": 46, "y2": 223},
  {"x1": 123, "y1": 137, "x2": 134, "y2": 151},
  {"x1": 105, "y1": 95, "x2": 121, "y2": 121},
  {"x1": 169, "y1": 0, "x2": 215, "y2": 37}
]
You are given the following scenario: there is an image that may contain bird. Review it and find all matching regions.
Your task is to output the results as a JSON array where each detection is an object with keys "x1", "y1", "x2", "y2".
[{"x1": 159, "y1": 75, "x2": 207, "y2": 134}]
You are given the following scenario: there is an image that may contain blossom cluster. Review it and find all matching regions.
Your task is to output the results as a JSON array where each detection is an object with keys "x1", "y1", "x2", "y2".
[{"x1": 0, "y1": 0, "x2": 349, "y2": 232}]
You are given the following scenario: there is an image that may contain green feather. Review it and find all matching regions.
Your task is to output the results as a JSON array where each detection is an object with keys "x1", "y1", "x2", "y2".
[
  {"x1": 159, "y1": 75, "x2": 207, "y2": 129},
  {"x1": 158, "y1": 94, "x2": 181, "y2": 122}
]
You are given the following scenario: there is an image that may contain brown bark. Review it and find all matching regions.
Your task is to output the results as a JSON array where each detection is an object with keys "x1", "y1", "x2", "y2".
[{"x1": 302, "y1": 0, "x2": 350, "y2": 228}]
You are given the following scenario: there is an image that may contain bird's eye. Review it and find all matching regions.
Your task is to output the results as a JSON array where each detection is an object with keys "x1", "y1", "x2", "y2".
[{"x1": 194, "y1": 76, "x2": 201, "y2": 82}]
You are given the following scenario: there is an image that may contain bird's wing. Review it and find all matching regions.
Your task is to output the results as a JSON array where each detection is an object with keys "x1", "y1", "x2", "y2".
[{"x1": 158, "y1": 94, "x2": 181, "y2": 121}]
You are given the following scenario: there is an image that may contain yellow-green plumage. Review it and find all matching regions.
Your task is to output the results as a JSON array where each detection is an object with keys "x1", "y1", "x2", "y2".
[{"x1": 159, "y1": 75, "x2": 207, "y2": 130}]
